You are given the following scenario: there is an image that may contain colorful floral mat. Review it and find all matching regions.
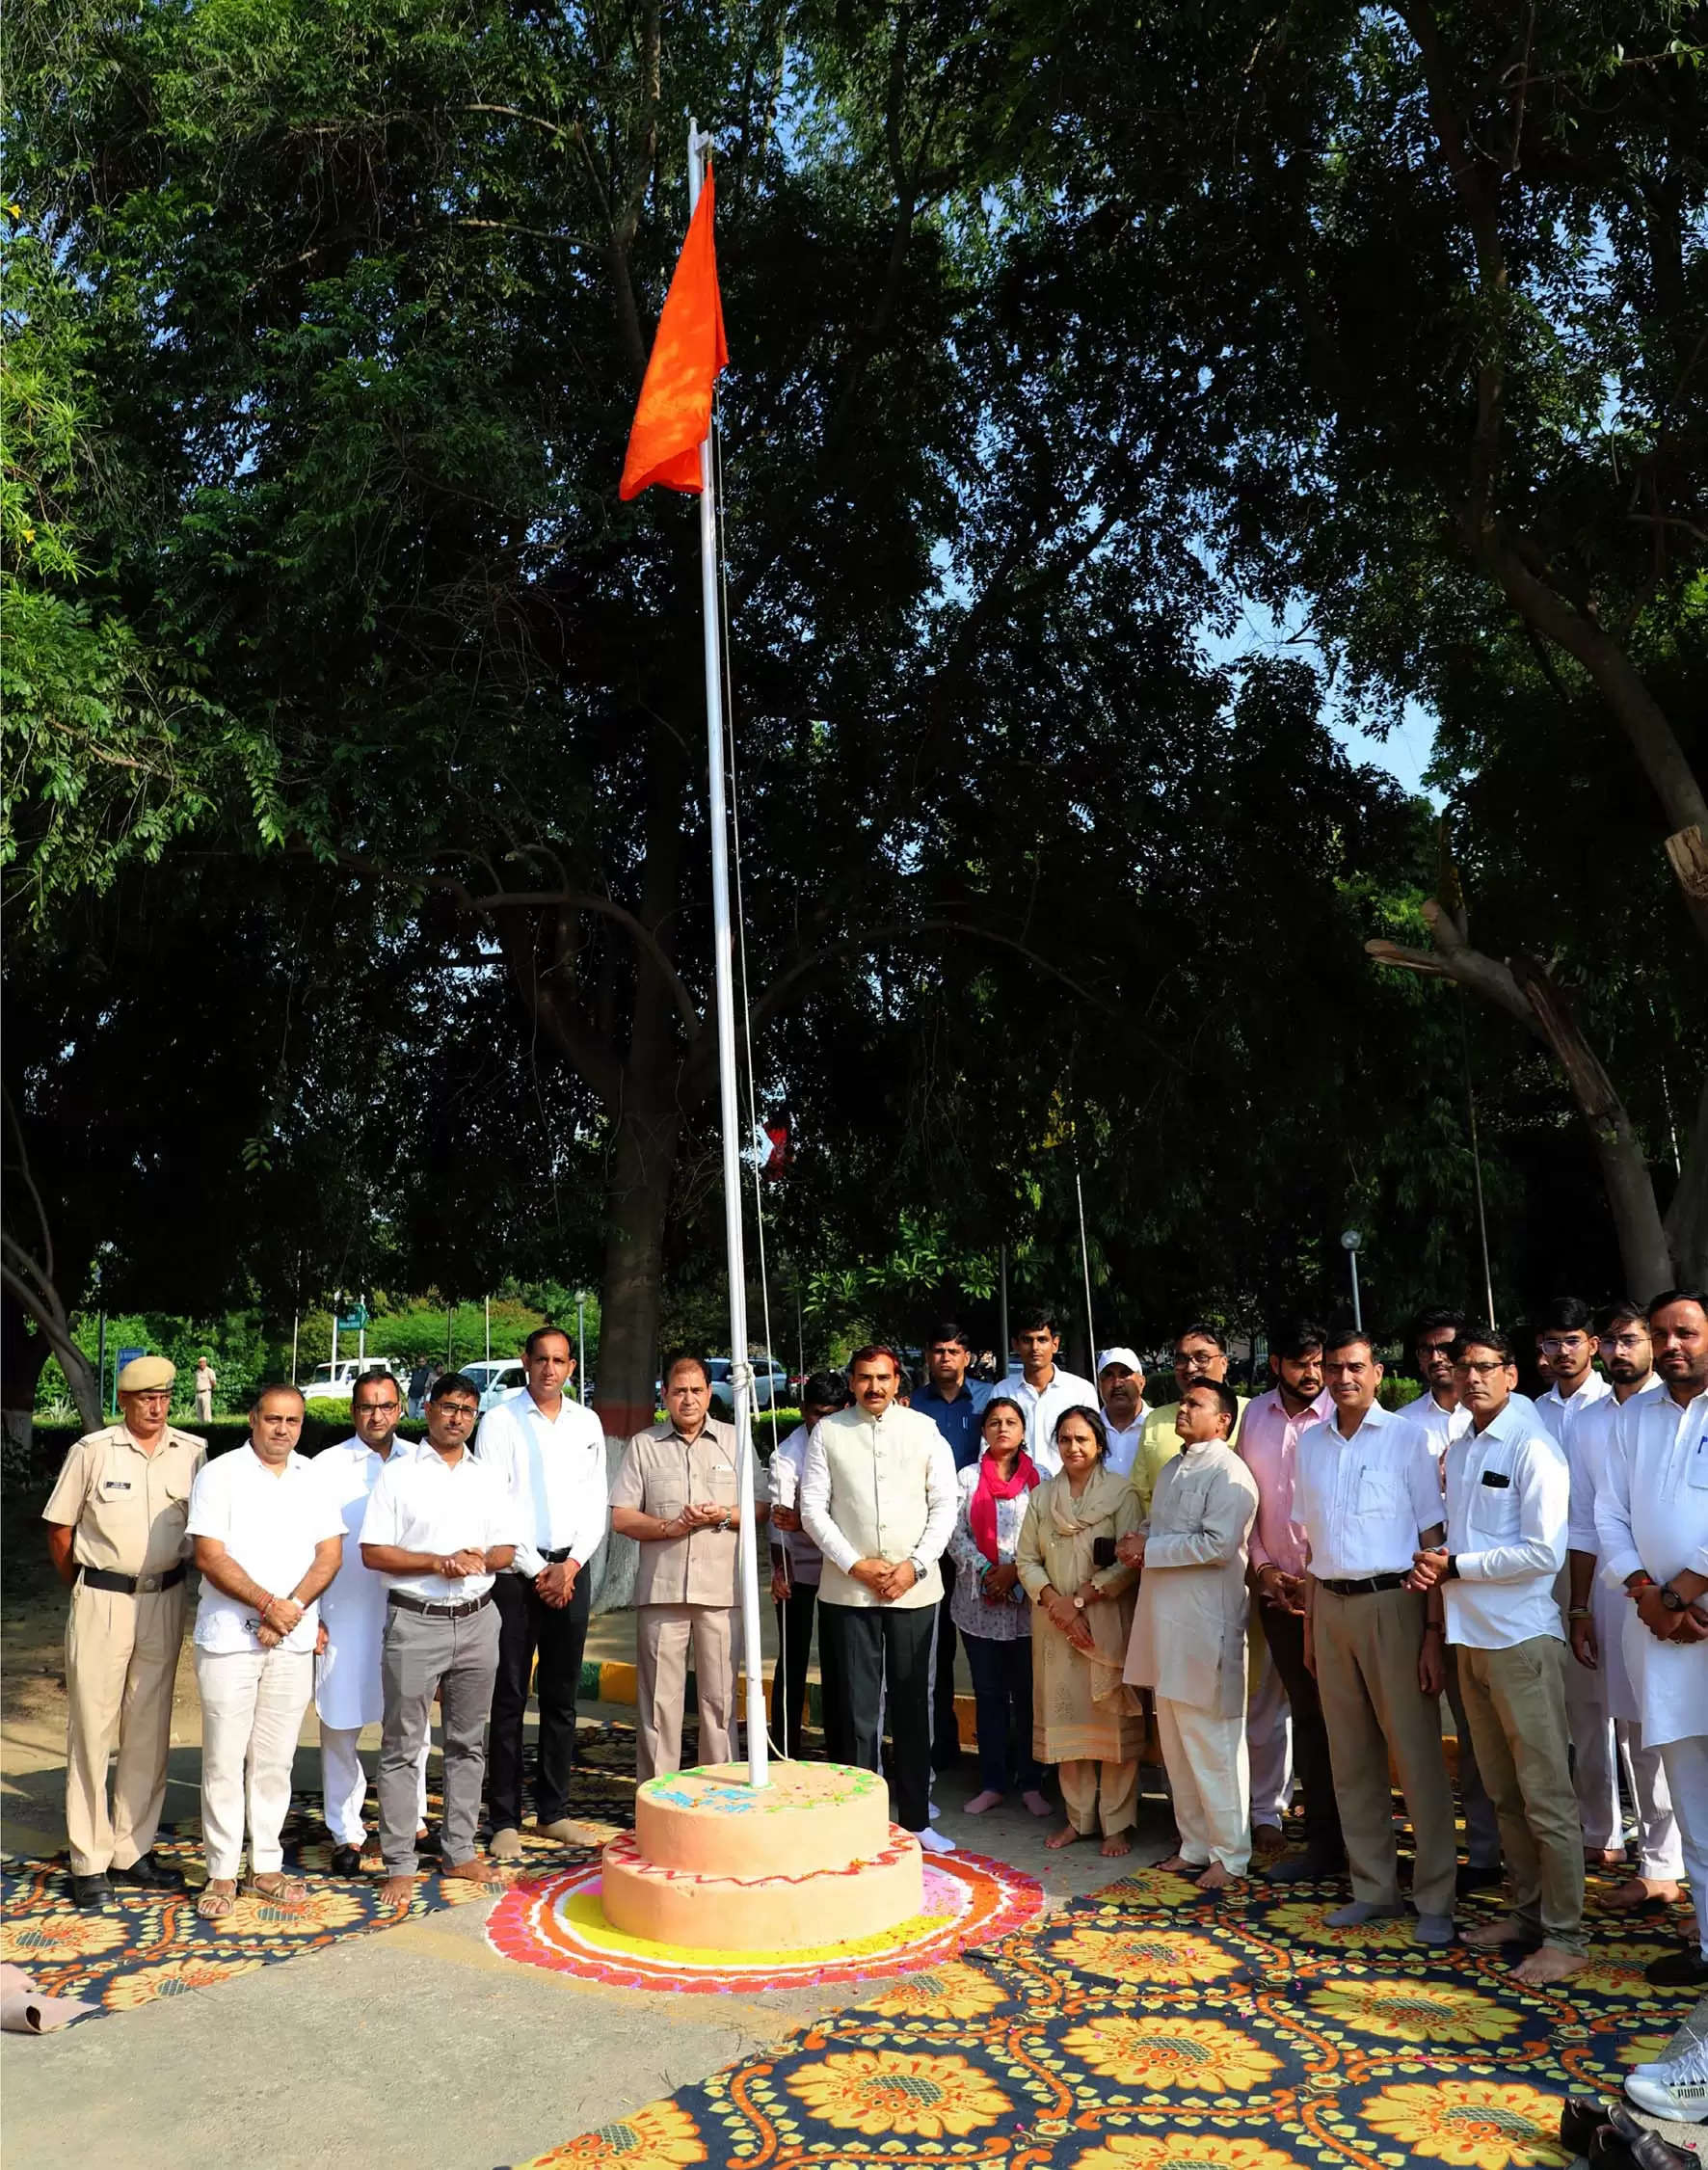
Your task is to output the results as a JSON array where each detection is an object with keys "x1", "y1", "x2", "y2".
[
  {"x1": 0, "y1": 1724, "x2": 643, "y2": 2018},
  {"x1": 486, "y1": 1847, "x2": 1045, "y2": 1992},
  {"x1": 502, "y1": 1862, "x2": 1703, "y2": 2170}
]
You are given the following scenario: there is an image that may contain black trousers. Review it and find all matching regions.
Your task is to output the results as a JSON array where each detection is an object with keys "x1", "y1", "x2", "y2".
[
  {"x1": 818, "y1": 1602, "x2": 934, "y2": 1833},
  {"x1": 488, "y1": 1568, "x2": 591, "y2": 1831},
  {"x1": 933, "y1": 1559, "x2": 964, "y2": 1768},
  {"x1": 771, "y1": 1581, "x2": 818, "y2": 1758},
  {"x1": 1260, "y1": 1596, "x2": 1345, "y2": 1864},
  {"x1": 964, "y1": 1630, "x2": 1043, "y2": 1795}
]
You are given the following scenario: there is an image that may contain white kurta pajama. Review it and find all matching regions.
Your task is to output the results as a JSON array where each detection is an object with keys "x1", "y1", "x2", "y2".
[
  {"x1": 1596, "y1": 1386, "x2": 1708, "y2": 1959},
  {"x1": 1125, "y1": 1440, "x2": 1260, "y2": 1874},
  {"x1": 312, "y1": 1437, "x2": 429, "y2": 1847}
]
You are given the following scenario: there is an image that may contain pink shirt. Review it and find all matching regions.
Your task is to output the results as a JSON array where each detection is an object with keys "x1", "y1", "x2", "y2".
[{"x1": 1238, "y1": 1385, "x2": 1333, "y2": 1577}]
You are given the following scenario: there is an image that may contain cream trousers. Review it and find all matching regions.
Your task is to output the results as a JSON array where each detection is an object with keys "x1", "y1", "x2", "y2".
[{"x1": 196, "y1": 1647, "x2": 314, "y2": 1881}]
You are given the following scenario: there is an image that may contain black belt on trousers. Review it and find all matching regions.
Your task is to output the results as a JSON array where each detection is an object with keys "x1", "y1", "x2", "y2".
[
  {"x1": 1318, "y1": 1572, "x2": 1409, "y2": 1597},
  {"x1": 387, "y1": 1588, "x2": 494, "y2": 1621},
  {"x1": 79, "y1": 1563, "x2": 186, "y2": 1596}
]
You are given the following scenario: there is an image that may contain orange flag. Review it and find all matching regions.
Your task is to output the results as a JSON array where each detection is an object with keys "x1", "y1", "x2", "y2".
[{"x1": 620, "y1": 167, "x2": 729, "y2": 500}]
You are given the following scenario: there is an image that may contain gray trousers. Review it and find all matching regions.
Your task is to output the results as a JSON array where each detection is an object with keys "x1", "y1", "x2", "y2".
[{"x1": 379, "y1": 1596, "x2": 500, "y2": 1874}]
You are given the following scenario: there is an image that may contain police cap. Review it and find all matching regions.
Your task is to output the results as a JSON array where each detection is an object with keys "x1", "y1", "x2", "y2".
[{"x1": 117, "y1": 1355, "x2": 176, "y2": 1393}]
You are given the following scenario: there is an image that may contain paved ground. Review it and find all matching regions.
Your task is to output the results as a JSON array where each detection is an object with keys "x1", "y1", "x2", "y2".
[{"x1": 1, "y1": 1590, "x2": 1171, "y2": 2170}]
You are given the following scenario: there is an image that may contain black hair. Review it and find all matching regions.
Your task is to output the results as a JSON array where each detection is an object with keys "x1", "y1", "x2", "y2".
[
  {"x1": 1052, "y1": 1403, "x2": 1108, "y2": 1457},
  {"x1": 1409, "y1": 1307, "x2": 1465, "y2": 1346},
  {"x1": 1175, "y1": 1320, "x2": 1228, "y2": 1354},
  {"x1": 351, "y1": 1367, "x2": 401, "y2": 1401},
  {"x1": 1013, "y1": 1307, "x2": 1058, "y2": 1338},
  {"x1": 661, "y1": 1352, "x2": 712, "y2": 1388},
  {"x1": 1535, "y1": 1296, "x2": 1595, "y2": 1335},
  {"x1": 1183, "y1": 1378, "x2": 1241, "y2": 1430},
  {"x1": 802, "y1": 1369, "x2": 851, "y2": 1411},
  {"x1": 249, "y1": 1380, "x2": 306, "y2": 1410},
  {"x1": 1270, "y1": 1315, "x2": 1327, "y2": 1361},
  {"x1": 1595, "y1": 1299, "x2": 1648, "y2": 1336},
  {"x1": 1452, "y1": 1324, "x2": 1516, "y2": 1366},
  {"x1": 980, "y1": 1393, "x2": 1027, "y2": 1436},
  {"x1": 925, "y1": 1322, "x2": 971, "y2": 1351},
  {"x1": 1322, "y1": 1328, "x2": 1377, "y2": 1361},
  {"x1": 524, "y1": 1325, "x2": 574, "y2": 1359},
  {"x1": 427, "y1": 1371, "x2": 480, "y2": 1405},
  {"x1": 1647, "y1": 1287, "x2": 1708, "y2": 1317}
]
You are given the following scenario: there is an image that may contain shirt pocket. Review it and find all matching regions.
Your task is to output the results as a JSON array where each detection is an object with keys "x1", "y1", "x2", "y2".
[
  {"x1": 1354, "y1": 1465, "x2": 1400, "y2": 1516},
  {"x1": 707, "y1": 1460, "x2": 740, "y2": 1509},
  {"x1": 1466, "y1": 1467, "x2": 1520, "y2": 1538}
]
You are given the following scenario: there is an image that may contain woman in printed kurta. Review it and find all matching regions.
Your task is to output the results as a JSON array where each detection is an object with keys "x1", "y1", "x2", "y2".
[{"x1": 1017, "y1": 1405, "x2": 1144, "y2": 1854}]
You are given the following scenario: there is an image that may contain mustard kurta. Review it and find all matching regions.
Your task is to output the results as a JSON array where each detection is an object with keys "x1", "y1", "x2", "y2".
[{"x1": 1017, "y1": 1466, "x2": 1145, "y2": 1765}]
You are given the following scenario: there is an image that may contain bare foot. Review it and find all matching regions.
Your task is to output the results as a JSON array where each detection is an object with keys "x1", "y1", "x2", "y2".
[
  {"x1": 379, "y1": 1874, "x2": 419, "y2": 1906},
  {"x1": 1155, "y1": 1854, "x2": 1194, "y2": 1873},
  {"x1": 1101, "y1": 1831, "x2": 1133, "y2": 1859},
  {"x1": 1195, "y1": 1862, "x2": 1241, "y2": 1891},
  {"x1": 1463, "y1": 1915, "x2": 1530, "y2": 1948},
  {"x1": 1513, "y1": 1946, "x2": 1587, "y2": 1989},
  {"x1": 1585, "y1": 1847, "x2": 1625, "y2": 1868},
  {"x1": 964, "y1": 1789, "x2": 1004, "y2": 1814},
  {"x1": 441, "y1": 1856, "x2": 515, "y2": 1890},
  {"x1": 1022, "y1": 1789, "x2": 1054, "y2": 1818},
  {"x1": 1252, "y1": 1823, "x2": 1287, "y2": 1860},
  {"x1": 1605, "y1": 1876, "x2": 1683, "y2": 1909},
  {"x1": 1045, "y1": 1824, "x2": 1085, "y2": 1850}
]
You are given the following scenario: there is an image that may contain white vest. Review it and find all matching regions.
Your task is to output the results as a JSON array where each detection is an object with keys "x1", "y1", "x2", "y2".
[{"x1": 814, "y1": 1406, "x2": 944, "y2": 1610}]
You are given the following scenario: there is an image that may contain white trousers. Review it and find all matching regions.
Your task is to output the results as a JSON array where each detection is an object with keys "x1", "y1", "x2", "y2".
[
  {"x1": 1659, "y1": 1735, "x2": 1708, "y2": 1958},
  {"x1": 1566, "y1": 1653, "x2": 1684, "y2": 1874},
  {"x1": 320, "y1": 1726, "x2": 430, "y2": 1846},
  {"x1": 1158, "y1": 1696, "x2": 1251, "y2": 1874},
  {"x1": 1247, "y1": 1618, "x2": 1294, "y2": 1825},
  {"x1": 196, "y1": 1647, "x2": 315, "y2": 1881}
]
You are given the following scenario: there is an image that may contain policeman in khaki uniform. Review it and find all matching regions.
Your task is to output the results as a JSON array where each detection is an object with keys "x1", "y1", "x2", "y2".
[
  {"x1": 609, "y1": 1355, "x2": 765, "y2": 1782},
  {"x1": 42, "y1": 1355, "x2": 206, "y2": 1909}
]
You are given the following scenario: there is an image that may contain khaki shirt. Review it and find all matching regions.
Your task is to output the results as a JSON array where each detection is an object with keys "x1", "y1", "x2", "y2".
[
  {"x1": 611, "y1": 1419, "x2": 755, "y2": 1607},
  {"x1": 42, "y1": 1424, "x2": 207, "y2": 1578}
]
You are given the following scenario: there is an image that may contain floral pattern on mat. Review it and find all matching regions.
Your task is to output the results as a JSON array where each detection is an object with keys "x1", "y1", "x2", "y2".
[{"x1": 502, "y1": 1845, "x2": 1699, "y2": 2170}]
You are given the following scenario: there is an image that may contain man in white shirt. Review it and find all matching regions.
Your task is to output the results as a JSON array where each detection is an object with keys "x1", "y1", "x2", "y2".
[
  {"x1": 1096, "y1": 1348, "x2": 1148, "y2": 1480},
  {"x1": 1399, "y1": 1306, "x2": 1500, "y2": 1894},
  {"x1": 313, "y1": 1368, "x2": 428, "y2": 1875},
  {"x1": 360, "y1": 1372, "x2": 519, "y2": 1903},
  {"x1": 1410, "y1": 1326, "x2": 1582, "y2": 1986},
  {"x1": 1593, "y1": 1288, "x2": 1708, "y2": 1991},
  {"x1": 802, "y1": 1345, "x2": 958, "y2": 1851},
  {"x1": 188, "y1": 1384, "x2": 346, "y2": 1918},
  {"x1": 475, "y1": 1326, "x2": 608, "y2": 1859},
  {"x1": 1006, "y1": 1309, "x2": 1097, "y2": 1477},
  {"x1": 768, "y1": 1371, "x2": 849, "y2": 1757},
  {"x1": 1567, "y1": 1302, "x2": 1680, "y2": 1911},
  {"x1": 1295, "y1": 1331, "x2": 1455, "y2": 1945}
]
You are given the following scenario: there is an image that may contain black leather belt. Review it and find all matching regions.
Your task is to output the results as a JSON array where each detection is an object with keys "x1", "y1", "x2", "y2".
[
  {"x1": 1319, "y1": 1573, "x2": 1409, "y2": 1597},
  {"x1": 80, "y1": 1564, "x2": 186, "y2": 1596},
  {"x1": 387, "y1": 1588, "x2": 494, "y2": 1621}
]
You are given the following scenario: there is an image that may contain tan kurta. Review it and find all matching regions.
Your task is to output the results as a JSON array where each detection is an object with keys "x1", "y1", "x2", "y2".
[
  {"x1": 611, "y1": 1419, "x2": 757, "y2": 1606},
  {"x1": 1017, "y1": 1466, "x2": 1144, "y2": 1764},
  {"x1": 1125, "y1": 1439, "x2": 1259, "y2": 1718}
]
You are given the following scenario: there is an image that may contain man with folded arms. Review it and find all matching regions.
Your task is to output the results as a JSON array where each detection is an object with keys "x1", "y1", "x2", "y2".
[
  {"x1": 43, "y1": 1354, "x2": 206, "y2": 1910},
  {"x1": 1409, "y1": 1326, "x2": 1582, "y2": 1986},
  {"x1": 476, "y1": 1326, "x2": 608, "y2": 1858},
  {"x1": 1593, "y1": 1289, "x2": 1708, "y2": 1991},
  {"x1": 1295, "y1": 1329, "x2": 1456, "y2": 1945},
  {"x1": 360, "y1": 1372, "x2": 518, "y2": 1903},
  {"x1": 188, "y1": 1383, "x2": 345, "y2": 1918}
]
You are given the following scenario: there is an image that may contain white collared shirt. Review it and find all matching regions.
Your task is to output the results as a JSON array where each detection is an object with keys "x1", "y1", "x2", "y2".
[
  {"x1": 1443, "y1": 1400, "x2": 1569, "y2": 1649},
  {"x1": 767, "y1": 1423, "x2": 823, "y2": 1585},
  {"x1": 1566, "y1": 1377, "x2": 1662, "y2": 1554},
  {"x1": 187, "y1": 1446, "x2": 347, "y2": 1653},
  {"x1": 473, "y1": 1388, "x2": 608, "y2": 1580},
  {"x1": 1006, "y1": 1366, "x2": 1099, "y2": 1477},
  {"x1": 1294, "y1": 1402, "x2": 1441, "y2": 1583},
  {"x1": 359, "y1": 1444, "x2": 518, "y2": 1601},
  {"x1": 1397, "y1": 1388, "x2": 1473, "y2": 1461},
  {"x1": 1100, "y1": 1406, "x2": 1148, "y2": 1479},
  {"x1": 1593, "y1": 1385, "x2": 1708, "y2": 1750},
  {"x1": 1535, "y1": 1372, "x2": 1612, "y2": 1460}
]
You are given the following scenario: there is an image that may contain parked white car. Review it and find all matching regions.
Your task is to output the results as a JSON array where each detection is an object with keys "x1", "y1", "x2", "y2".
[
  {"x1": 460, "y1": 1359, "x2": 528, "y2": 1414},
  {"x1": 302, "y1": 1356, "x2": 406, "y2": 1400}
]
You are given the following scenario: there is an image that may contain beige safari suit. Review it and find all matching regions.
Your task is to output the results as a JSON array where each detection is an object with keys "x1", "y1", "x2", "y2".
[
  {"x1": 42, "y1": 1423, "x2": 206, "y2": 1873},
  {"x1": 611, "y1": 1419, "x2": 755, "y2": 1782}
]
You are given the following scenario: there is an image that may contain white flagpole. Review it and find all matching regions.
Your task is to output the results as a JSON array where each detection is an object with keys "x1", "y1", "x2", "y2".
[{"x1": 689, "y1": 119, "x2": 767, "y2": 1787}]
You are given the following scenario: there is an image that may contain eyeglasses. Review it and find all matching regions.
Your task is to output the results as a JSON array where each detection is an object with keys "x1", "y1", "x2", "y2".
[
  {"x1": 1453, "y1": 1358, "x2": 1507, "y2": 1378},
  {"x1": 1603, "y1": 1334, "x2": 1647, "y2": 1353},
  {"x1": 1538, "y1": 1335, "x2": 1589, "y2": 1355},
  {"x1": 1417, "y1": 1340, "x2": 1455, "y2": 1357}
]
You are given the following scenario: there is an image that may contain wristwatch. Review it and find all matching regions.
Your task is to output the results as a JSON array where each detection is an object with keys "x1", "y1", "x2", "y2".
[
  {"x1": 1442, "y1": 1555, "x2": 1459, "y2": 1580},
  {"x1": 1660, "y1": 1584, "x2": 1689, "y2": 1614}
]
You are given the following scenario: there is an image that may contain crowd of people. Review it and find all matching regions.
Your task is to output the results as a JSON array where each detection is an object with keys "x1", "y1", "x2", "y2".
[{"x1": 39, "y1": 1294, "x2": 1708, "y2": 2110}]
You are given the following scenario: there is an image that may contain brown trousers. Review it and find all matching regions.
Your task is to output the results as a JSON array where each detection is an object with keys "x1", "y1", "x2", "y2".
[
  {"x1": 1313, "y1": 1583, "x2": 1457, "y2": 1916},
  {"x1": 1455, "y1": 1635, "x2": 1586, "y2": 1953}
]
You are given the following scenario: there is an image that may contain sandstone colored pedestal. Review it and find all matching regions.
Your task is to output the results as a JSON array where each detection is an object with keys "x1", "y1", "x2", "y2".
[{"x1": 601, "y1": 1761, "x2": 924, "y2": 1951}]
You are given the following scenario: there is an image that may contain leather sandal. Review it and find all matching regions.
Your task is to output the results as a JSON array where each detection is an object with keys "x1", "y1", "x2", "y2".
[{"x1": 247, "y1": 1873, "x2": 308, "y2": 1904}]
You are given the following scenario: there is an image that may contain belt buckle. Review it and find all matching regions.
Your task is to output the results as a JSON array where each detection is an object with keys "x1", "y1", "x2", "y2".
[{"x1": 136, "y1": 1573, "x2": 162, "y2": 1594}]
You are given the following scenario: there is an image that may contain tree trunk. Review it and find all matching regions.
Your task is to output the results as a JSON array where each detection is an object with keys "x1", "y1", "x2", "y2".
[
  {"x1": 592, "y1": 1094, "x2": 681, "y2": 1439},
  {"x1": 0, "y1": 1291, "x2": 50, "y2": 1460},
  {"x1": 1664, "y1": 1070, "x2": 1708, "y2": 1289}
]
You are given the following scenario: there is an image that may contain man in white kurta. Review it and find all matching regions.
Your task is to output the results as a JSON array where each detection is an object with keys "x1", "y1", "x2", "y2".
[
  {"x1": 1594, "y1": 1290, "x2": 1708, "y2": 1991},
  {"x1": 1563, "y1": 1306, "x2": 1680, "y2": 1908},
  {"x1": 1123, "y1": 1381, "x2": 1260, "y2": 1888},
  {"x1": 313, "y1": 1369, "x2": 428, "y2": 1872}
]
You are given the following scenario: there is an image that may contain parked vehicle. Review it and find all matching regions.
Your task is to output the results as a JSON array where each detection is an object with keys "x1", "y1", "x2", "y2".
[
  {"x1": 301, "y1": 1356, "x2": 406, "y2": 1399},
  {"x1": 459, "y1": 1359, "x2": 527, "y2": 1414}
]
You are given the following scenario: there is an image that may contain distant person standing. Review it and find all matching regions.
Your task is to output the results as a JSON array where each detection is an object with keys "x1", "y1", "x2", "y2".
[
  {"x1": 1007, "y1": 1310, "x2": 1097, "y2": 1477},
  {"x1": 767, "y1": 1370, "x2": 851, "y2": 1757},
  {"x1": 476, "y1": 1326, "x2": 610, "y2": 1856},
  {"x1": 193, "y1": 1357, "x2": 217, "y2": 1423},
  {"x1": 42, "y1": 1355, "x2": 206, "y2": 1910},
  {"x1": 913, "y1": 1323, "x2": 990, "y2": 1770},
  {"x1": 407, "y1": 1361, "x2": 433, "y2": 1421}
]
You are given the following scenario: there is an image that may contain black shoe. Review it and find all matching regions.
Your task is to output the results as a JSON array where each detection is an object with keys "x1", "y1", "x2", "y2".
[
  {"x1": 69, "y1": 1872, "x2": 117, "y2": 1911},
  {"x1": 1644, "y1": 1946, "x2": 1708, "y2": 1989},
  {"x1": 1560, "y1": 2098, "x2": 1606, "y2": 2153},
  {"x1": 329, "y1": 1844, "x2": 367, "y2": 1877},
  {"x1": 1594, "y1": 2104, "x2": 1698, "y2": 2170},
  {"x1": 416, "y1": 1822, "x2": 441, "y2": 1857},
  {"x1": 1264, "y1": 1853, "x2": 1346, "y2": 1885},
  {"x1": 109, "y1": 1852, "x2": 184, "y2": 1891},
  {"x1": 1456, "y1": 1861, "x2": 1504, "y2": 1896}
]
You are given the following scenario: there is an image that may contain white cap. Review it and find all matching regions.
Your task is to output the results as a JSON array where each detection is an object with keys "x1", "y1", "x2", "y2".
[{"x1": 1096, "y1": 1346, "x2": 1142, "y2": 1377}]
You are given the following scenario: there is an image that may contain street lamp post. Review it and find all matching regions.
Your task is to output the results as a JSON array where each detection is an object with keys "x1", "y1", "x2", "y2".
[
  {"x1": 576, "y1": 1293, "x2": 587, "y2": 1405},
  {"x1": 1341, "y1": 1230, "x2": 1363, "y2": 1331}
]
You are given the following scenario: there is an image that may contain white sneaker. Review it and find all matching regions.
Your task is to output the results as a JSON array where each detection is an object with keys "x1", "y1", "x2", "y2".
[
  {"x1": 1625, "y1": 2035, "x2": 1708, "y2": 2123},
  {"x1": 926, "y1": 1799, "x2": 942, "y2": 1822},
  {"x1": 917, "y1": 1826, "x2": 957, "y2": 1855}
]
